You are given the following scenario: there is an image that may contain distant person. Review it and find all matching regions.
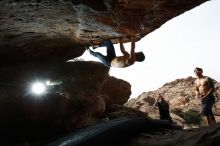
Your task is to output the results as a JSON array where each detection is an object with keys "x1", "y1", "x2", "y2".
[
  {"x1": 194, "y1": 67, "x2": 216, "y2": 126},
  {"x1": 154, "y1": 94, "x2": 173, "y2": 123},
  {"x1": 86, "y1": 37, "x2": 145, "y2": 68}
]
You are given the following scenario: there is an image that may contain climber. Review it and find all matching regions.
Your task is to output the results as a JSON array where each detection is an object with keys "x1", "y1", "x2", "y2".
[
  {"x1": 86, "y1": 37, "x2": 145, "y2": 68},
  {"x1": 154, "y1": 94, "x2": 173, "y2": 123}
]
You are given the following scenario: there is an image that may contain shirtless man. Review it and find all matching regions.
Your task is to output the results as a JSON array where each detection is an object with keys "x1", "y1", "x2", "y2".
[
  {"x1": 86, "y1": 37, "x2": 145, "y2": 68},
  {"x1": 194, "y1": 67, "x2": 216, "y2": 126}
]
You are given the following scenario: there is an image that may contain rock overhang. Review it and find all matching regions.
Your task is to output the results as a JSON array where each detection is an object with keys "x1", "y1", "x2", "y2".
[{"x1": 0, "y1": 0, "x2": 209, "y2": 66}]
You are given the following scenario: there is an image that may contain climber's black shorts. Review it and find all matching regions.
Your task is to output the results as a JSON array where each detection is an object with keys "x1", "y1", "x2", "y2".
[{"x1": 201, "y1": 94, "x2": 215, "y2": 116}]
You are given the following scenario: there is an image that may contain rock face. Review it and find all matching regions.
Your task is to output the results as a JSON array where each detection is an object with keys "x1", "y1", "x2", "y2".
[
  {"x1": 0, "y1": 61, "x2": 132, "y2": 144},
  {"x1": 124, "y1": 123, "x2": 220, "y2": 146},
  {"x1": 101, "y1": 76, "x2": 131, "y2": 105},
  {"x1": 126, "y1": 76, "x2": 220, "y2": 126},
  {"x1": 0, "y1": 0, "x2": 208, "y2": 66}
]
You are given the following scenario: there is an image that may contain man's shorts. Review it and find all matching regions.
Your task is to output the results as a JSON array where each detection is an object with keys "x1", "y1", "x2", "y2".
[{"x1": 201, "y1": 94, "x2": 215, "y2": 116}]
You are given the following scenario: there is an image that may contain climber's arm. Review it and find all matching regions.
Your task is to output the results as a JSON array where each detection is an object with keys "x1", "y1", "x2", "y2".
[{"x1": 119, "y1": 38, "x2": 129, "y2": 56}]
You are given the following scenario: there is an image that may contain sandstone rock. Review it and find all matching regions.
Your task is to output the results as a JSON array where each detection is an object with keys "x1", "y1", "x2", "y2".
[
  {"x1": 105, "y1": 104, "x2": 149, "y2": 120},
  {"x1": 100, "y1": 76, "x2": 131, "y2": 106},
  {"x1": 0, "y1": 0, "x2": 208, "y2": 66},
  {"x1": 124, "y1": 123, "x2": 220, "y2": 146}
]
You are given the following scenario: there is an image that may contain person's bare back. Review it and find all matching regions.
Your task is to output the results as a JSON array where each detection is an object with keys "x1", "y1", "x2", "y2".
[
  {"x1": 110, "y1": 55, "x2": 134, "y2": 68},
  {"x1": 110, "y1": 37, "x2": 136, "y2": 68}
]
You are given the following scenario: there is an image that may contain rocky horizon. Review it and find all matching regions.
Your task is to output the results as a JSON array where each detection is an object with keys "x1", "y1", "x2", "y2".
[{"x1": 126, "y1": 76, "x2": 220, "y2": 127}]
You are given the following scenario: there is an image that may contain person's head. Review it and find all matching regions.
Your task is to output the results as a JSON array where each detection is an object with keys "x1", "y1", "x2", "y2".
[
  {"x1": 194, "y1": 67, "x2": 203, "y2": 77},
  {"x1": 158, "y1": 93, "x2": 165, "y2": 101},
  {"x1": 135, "y1": 52, "x2": 145, "y2": 62}
]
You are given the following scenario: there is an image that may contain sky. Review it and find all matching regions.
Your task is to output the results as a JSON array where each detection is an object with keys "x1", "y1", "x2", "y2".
[{"x1": 78, "y1": 0, "x2": 220, "y2": 99}]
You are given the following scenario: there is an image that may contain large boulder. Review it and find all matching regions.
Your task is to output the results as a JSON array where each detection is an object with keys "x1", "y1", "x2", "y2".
[
  {"x1": 0, "y1": 61, "x2": 132, "y2": 144},
  {"x1": 124, "y1": 123, "x2": 220, "y2": 146},
  {"x1": 100, "y1": 76, "x2": 131, "y2": 106}
]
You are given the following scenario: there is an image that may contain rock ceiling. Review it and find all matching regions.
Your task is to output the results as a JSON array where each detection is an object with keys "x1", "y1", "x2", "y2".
[{"x1": 0, "y1": 0, "x2": 209, "y2": 66}]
